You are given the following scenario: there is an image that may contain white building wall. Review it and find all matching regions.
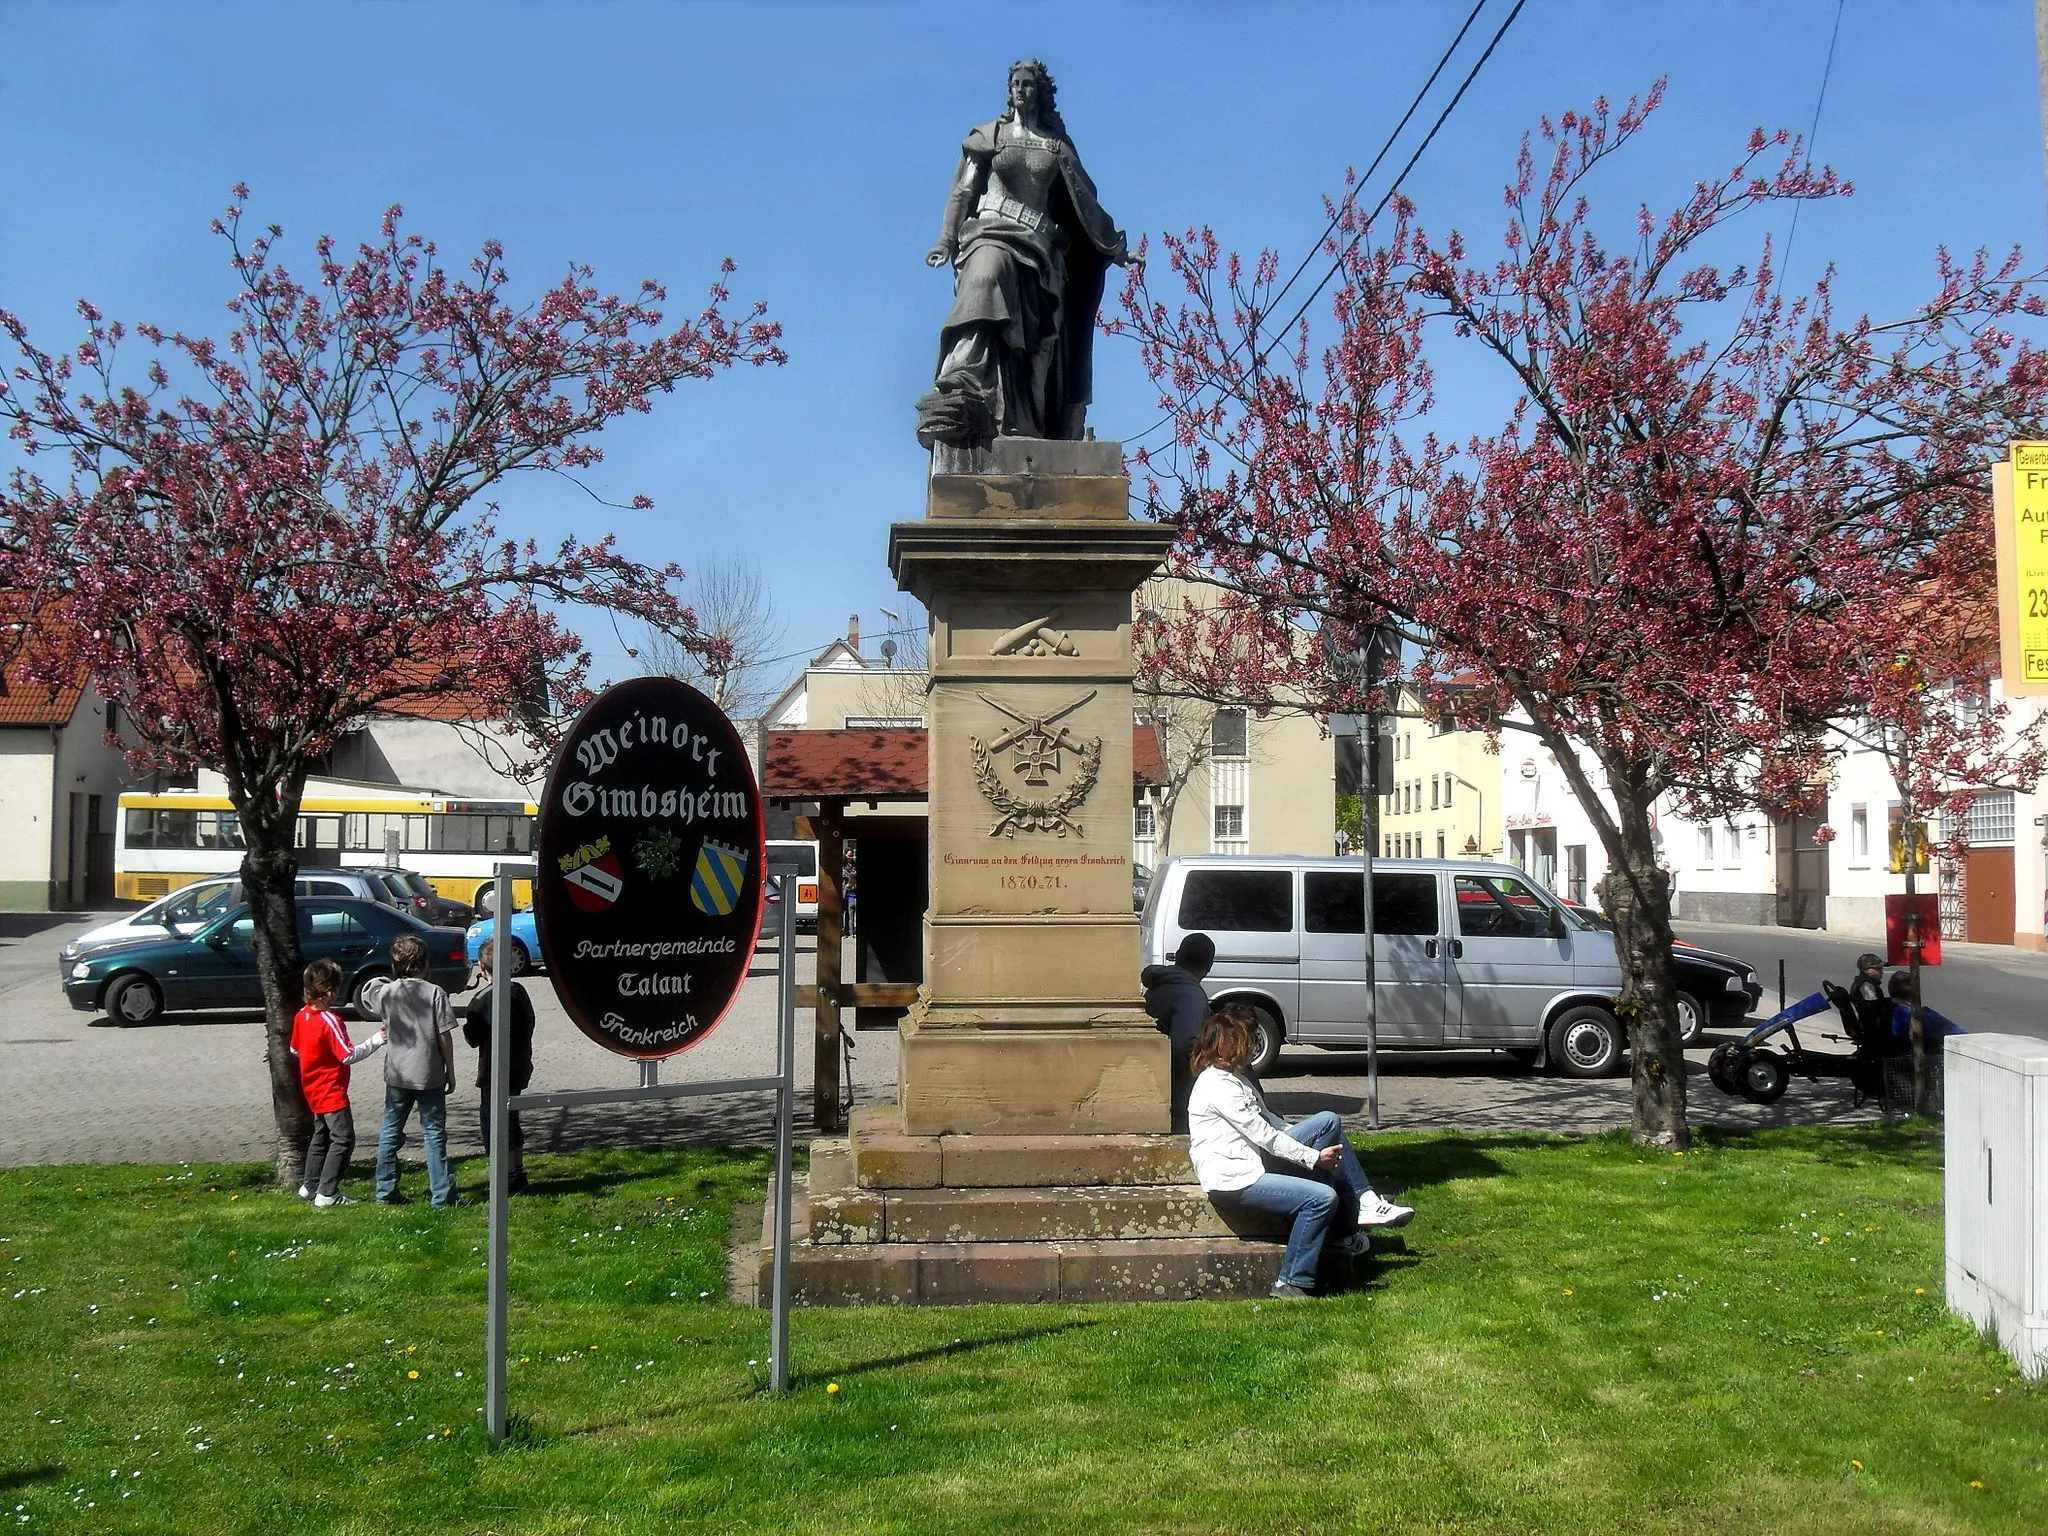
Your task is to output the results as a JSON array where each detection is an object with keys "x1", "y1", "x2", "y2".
[
  {"x1": 0, "y1": 733, "x2": 57, "y2": 904},
  {"x1": 1496, "y1": 730, "x2": 1774, "y2": 922}
]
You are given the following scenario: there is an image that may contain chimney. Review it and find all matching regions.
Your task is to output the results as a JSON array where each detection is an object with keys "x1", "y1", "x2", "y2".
[{"x1": 847, "y1": 613, "x2": 861, "y2": 660}]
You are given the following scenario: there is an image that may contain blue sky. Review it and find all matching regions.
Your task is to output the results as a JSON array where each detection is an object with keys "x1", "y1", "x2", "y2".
[{"x1": 4, "y1": 1, "x2": 2044, "y2": 686}]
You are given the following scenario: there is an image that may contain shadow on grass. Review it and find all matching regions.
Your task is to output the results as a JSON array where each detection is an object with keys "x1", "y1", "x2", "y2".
[
  {"x1": 1691, "y1": 1121, "x2": 1942, "y2": 1167},
  {"x1": 0, "y1": 1465, "x2": 65, "y2": 1494},
  {"x1": 816, "y1": 1319, "x2": 1106, "y2": 1384}
]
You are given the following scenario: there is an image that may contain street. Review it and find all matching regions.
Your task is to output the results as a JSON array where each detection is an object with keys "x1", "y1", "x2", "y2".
[{"x1": 5, "y1": 909, "x2": 2031, "y2": 1167}]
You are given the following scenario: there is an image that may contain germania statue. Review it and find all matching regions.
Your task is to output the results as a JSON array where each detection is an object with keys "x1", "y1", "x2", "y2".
[{"x1": 916, "y1": 59, "x2": 1133, "y2": 452}]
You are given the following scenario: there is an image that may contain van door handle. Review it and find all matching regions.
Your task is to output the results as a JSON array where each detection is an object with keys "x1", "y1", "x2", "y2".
[
  {"x1": 1427, "y1": 938, "x2": 1463, "y2": 959},
  {"x1": 1425, "y1": 939, "x2": 1437, "y2": 959}
]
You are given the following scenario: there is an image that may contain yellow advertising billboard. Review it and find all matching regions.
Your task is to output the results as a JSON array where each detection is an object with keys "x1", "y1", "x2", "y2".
[{"x1": 1995, "y1": 444, "x2": 2048, "y2": 696}]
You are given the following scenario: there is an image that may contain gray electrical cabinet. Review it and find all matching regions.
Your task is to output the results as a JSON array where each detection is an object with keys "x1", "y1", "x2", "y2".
[{"x1": 1945, "y1": 1033, "x2": 2048, "y2": 1381}]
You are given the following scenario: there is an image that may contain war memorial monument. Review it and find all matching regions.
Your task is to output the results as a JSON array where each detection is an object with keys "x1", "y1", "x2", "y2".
[{"x1": 757, "y1": 61, "x2": 1307, "y2": 1303}]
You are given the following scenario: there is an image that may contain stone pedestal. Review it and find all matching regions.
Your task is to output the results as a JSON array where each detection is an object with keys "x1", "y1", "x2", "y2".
[
  {"x1": 735, "y1": 441, "x2": 1378, "y2": 1305},
  {"x1": 887, "y1": 437, "x2": 1177, "y2": 1136}
]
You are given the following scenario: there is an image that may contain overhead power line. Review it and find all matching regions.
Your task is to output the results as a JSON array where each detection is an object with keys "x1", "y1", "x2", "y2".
[{"x1": 1122, "y1": 0, "x2": 1528, "y2": 449}]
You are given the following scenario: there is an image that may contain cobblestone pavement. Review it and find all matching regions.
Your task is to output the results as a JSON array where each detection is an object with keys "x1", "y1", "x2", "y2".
[{"x1": 1, "y1": 911, "x2": 2014, "y2": 1167}]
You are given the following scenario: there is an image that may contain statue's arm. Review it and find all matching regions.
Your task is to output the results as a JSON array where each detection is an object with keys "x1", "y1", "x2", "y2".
[{"x1": 925, "y1": 152, "x2": 986, "y2": 268}]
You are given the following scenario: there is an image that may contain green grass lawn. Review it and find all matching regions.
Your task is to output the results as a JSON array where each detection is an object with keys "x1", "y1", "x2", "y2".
[{"x1": 1, "y1": 1126, "x2": 2041, "y2": 1535}]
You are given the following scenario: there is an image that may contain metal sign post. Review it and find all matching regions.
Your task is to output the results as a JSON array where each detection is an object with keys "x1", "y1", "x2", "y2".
[
  {"x1": 1359, "y1": 714, "x2": 1380, "y2": 1133},
  {"x1": 486, "y1": 856, "x2": 803, "y2": 1444},
  {"x1": 769, "y1": 876, "x2": 796, "y2": 1391}
]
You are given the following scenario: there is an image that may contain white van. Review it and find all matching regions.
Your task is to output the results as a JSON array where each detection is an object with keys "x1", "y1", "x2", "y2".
[{"x1": 1140, "y1": 856, "x2": 1628, "y2": 1077}]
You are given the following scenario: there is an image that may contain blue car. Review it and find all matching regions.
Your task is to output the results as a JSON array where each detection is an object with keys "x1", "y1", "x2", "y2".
[{"x1": 465, "y1": 907, "x2": 540, "y2": 975}]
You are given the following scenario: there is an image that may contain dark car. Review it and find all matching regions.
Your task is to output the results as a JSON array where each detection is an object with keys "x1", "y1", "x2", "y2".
[
  {"x1": 62, "y1": 897, "x2": 469, "y2": 1025},
  {"x1": 369, "y1": 867, "x2": 472, "y2": 927},
  {"x1": 1561, "y1": 902, "x2": 1762, "y2": 1045}
]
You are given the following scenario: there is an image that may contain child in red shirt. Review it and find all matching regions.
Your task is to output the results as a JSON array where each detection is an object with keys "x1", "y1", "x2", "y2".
[{"x1": 290, "y1": 958, "x2": 386, "y2": 1207}]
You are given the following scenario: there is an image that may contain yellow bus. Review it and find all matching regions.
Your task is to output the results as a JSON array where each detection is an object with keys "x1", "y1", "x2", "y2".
[{"x1": 115, "y1": 790, "x2": 537, "y2": 913}]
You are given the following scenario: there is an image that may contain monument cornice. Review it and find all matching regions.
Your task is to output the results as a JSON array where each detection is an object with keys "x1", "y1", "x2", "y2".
[{"x1": 889, "y1": 517, "x2": 1176, "y2": 602}]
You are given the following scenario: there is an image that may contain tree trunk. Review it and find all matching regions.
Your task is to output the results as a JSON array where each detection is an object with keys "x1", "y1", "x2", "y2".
[
  {"x1": 1601, "y1": 792, "x2": 1690, "y2": 1149},
  {"x1": 238, "y1": 797, "x2": 309, "y2": 1190}
]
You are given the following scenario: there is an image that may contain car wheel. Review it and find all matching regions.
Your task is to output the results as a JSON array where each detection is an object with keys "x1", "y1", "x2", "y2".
[
  {"x1": 1707, "y1": 1042, "x2": 1744, "y2": 1096},
  {"x1": 472, "y1": 882, "x2": 497, "y2": 919},
  {"x1": 508, "y1": 939, "x2": 531, "y2": 978},
  {"x1": 1548, "y1": 1006, "x2": 1624, "y2": 1078},
  {"x1": 105, "y1": 973, "x2": 163, "y2": 1026},
  {"x1": 349, "y1": 968, "x2": 389, "y2": 1018},
  {"x1": 1246, "y1": 1006, "x2": 1284, "y2": 1076},
  {"x1": 1675, "y1": 991, "x2": 1707, "y2": 1048},
  {"x1": 1739, "y1": 1051, "x2": 1790, "y2": 1105}
]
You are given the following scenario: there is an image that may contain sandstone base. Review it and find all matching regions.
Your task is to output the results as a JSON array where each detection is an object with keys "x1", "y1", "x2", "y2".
[
  {"x1": 744, "y1": 1104, "x2": 1381, "y2": 1306},
  {"x1": 897, "y1": 1021, "x2": 1170, "y2": 1136}
]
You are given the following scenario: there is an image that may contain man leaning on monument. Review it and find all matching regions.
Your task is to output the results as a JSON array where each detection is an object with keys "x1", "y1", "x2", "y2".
[{"x1": 1143, "y1": 932, "x2": 1215, "y2": 1134}]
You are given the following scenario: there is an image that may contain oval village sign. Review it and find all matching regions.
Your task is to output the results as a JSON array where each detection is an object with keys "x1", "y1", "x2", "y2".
[{"x1": 536, "y1": 676, "x2": 765, "y2": 1059}]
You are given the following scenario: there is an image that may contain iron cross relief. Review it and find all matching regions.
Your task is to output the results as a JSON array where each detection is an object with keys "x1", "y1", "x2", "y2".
[{"x1": 978, "y1": 690, "x2": 1097, "y2": 786}]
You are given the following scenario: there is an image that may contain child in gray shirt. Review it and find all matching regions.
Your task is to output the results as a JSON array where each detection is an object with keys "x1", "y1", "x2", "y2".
[{"x1": 367, "y1": 934, "x2": 459, "y2": 1206}]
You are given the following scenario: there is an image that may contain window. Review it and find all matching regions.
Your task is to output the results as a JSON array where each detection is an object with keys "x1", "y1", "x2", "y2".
[
  {"x1": 1431, "y1": 776, "x2": 1440, "y2": 810},
  {"x1": 1133, "y1": 802, "x2": 1156, "y2": 839},
  {"x1": 1453, "y1": 874, "x2": 1555, "y2": 939},
  {"x1": 1305, "y1": 871, "x2": 1439, "y2": 935},
  {"x1": 1724, "y1": 824, "x2": 1741, "y2": 868},
  {"x1": 1436, "y1": 831, "x2": 1447, "y2": 859},
  {"x1": 1211, "y1": 709, "x2": 1248, "y2": 759},
  {"x1": 842, "y1": 715, "x2": 924, "y2": 729},
  {"x1": 1177, "y1": 869, "x2": 1292, "y2": 932},
  {"x1": 1443, "y1": 776, "x2": 1454, "y2": 806},
  {"x1": 1214, "y1": 804, "x2": 1246, "y2": 840},
  {"x1": 300, "y1": 907, "x2": 373, "y2": 941},
  {"x1": 1698, "y1": 825, "x2": 1715, "y2": 863},
  {"x1": 1850, "y1": 805, "x2": 1870, "y2": 866}
]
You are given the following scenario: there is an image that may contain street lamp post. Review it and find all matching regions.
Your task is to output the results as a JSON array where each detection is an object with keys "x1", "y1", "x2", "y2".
[{"x1": 1325, "y1": 621, "x2": 1399, "y2": 1132}]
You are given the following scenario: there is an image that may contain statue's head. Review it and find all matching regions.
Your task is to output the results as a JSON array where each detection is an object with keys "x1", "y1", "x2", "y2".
[{"x1": 1006, "y1": 59, "x2": 1068, "y2": 138}]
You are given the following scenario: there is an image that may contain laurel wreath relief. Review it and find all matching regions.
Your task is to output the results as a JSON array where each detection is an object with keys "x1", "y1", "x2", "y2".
[{"x1": 971, "y1": 734, "x2": 1102, "y2": 838}]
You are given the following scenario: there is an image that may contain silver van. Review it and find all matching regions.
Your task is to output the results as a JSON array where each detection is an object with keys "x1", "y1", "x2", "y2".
[{"x1": 1139, "y1": 856, "x2": 1628, "y2": 1077}]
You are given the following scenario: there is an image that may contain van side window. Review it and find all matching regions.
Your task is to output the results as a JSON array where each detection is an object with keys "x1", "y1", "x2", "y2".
[
  {"x1": 1304, "y1": 872, "x2": 1438, "y2": 935},
  {"x1": 1178, "y1": 870, "x2": 1291, "y2": 932},
  {"x1": 1454, "y1": 875, "x2": 1553, "y2": 938}
]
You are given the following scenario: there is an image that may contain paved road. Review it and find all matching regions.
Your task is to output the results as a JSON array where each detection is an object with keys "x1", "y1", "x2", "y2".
[{"x1": 3, "y1": 911, "x2": 2032, "y2": 1166}]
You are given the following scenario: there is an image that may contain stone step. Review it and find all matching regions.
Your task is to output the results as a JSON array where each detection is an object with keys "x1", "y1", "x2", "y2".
[
  {"x1": 764, "y1": 1235, "x2": 1292, "y2": 1306},
  {"x1": 846, "y1": 1104, "x2": 1194, "y2": 1190},
  {"x1": 809, "y1": 1181, "x2": 1239, "y2": 1245}
]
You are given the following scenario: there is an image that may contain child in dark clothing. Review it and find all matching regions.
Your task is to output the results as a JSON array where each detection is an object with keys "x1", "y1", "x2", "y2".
[
  {"x1": 289, "y1": 958, "x2": 385, "y2": 1206},
  {"x1": 462, "y1": 944, "x2": 536, "y2": 1193}
]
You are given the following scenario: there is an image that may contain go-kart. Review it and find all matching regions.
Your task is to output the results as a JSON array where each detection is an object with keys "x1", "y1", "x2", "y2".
[{"x1": 1706, "y1": 979, "x2": 1889, "y2": 1107}]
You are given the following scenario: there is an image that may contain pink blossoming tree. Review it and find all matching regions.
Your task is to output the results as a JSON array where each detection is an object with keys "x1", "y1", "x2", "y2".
[
  {"x1": 1116, "y1": 88, "x2": 2048, "y2": 1146},
  {"x1": 1, "y1": 191, "x2": 784, "y2": 1184}
]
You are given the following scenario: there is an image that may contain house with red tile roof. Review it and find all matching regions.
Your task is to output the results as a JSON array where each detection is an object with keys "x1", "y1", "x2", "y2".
[{"x1": 0, "y1": 629, "x2": 132, "y2": 910}]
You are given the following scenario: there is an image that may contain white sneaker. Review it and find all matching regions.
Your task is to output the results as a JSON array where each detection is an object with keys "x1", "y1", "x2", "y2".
[
  {"x1": 1358, "y1": 1195, "x2": 1415, "y2": 1229},
  {"x1": 296, "y1": 1184, "x2": 312, "y2": 1200},
  {"x1": 312, "y1": 1193, "x2": 357, "y2": 1207}
]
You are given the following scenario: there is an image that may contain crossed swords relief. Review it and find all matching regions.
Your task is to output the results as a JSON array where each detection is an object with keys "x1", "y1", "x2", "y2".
[{"x1": 969, "y1": 688, "x2": 1103, "y2": 838}]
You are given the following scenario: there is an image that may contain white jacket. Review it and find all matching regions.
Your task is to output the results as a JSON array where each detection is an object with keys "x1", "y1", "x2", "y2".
[{"x1": 1186, "y1": 1066, "x2": 1319, "y2": 1193}]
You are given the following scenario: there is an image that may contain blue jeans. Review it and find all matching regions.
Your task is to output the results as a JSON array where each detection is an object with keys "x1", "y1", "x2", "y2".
[
  {"x1": 375, "y1": 1084, "x2": 455, "y2": 1206},
  {"x1": 1215, "y1": 1110, "x2": 1374, "y2": 1290}
]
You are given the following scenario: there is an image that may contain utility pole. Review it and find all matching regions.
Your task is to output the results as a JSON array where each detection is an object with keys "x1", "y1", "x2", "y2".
[{"x1": 2037, "y1": 0, "x2": 2048, "y2": 214}]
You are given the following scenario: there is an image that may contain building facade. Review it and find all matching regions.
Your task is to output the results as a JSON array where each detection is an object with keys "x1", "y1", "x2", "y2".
[{"x1": 1374, "y1": 688, "x2": 1504, "y2": 864}]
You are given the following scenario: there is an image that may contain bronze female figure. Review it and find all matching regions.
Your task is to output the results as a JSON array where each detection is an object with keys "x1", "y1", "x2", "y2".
[{"x1": 916, "y1": 60, "x2": 1132, "y2": 451}]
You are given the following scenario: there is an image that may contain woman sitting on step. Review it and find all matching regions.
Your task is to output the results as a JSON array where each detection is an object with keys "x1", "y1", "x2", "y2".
[{"x1": 1186, "y1": 1005, "x2": 1413, "y2": 1299}]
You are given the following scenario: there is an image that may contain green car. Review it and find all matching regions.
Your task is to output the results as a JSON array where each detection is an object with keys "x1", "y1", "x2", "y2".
[{"x1": 63, "y1": 897, "x2": 471, "y2": 1025}]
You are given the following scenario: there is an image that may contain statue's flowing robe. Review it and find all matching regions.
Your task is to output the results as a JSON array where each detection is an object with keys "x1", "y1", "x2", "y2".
[{"x1": 934, "y1": 119, "x2": 1125, "y2": 440}]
